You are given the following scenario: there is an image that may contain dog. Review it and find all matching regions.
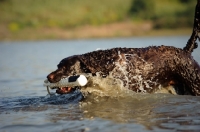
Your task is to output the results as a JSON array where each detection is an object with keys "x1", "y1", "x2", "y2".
[{"x1": 46, "y1": 1, "x2": 200, "y2": 96}]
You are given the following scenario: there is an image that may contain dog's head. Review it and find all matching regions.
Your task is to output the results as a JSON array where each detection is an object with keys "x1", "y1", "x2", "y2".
[
  {"x1": 46, "y1": 55, "x2": 91, "y2": 94},
  {"x1": 47, "y1": 55, "x2": 82, "y2": 83}
]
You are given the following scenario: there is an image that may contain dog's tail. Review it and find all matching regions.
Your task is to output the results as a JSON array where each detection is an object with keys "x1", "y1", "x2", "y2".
[{"x1": 183, "y1": 0, "x2": 200, "y2": 53}]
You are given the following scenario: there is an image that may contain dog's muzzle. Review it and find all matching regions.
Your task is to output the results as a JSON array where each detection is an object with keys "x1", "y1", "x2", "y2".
[{"x1": 44, "y1": 75, "x2": 88, "y2": 95}]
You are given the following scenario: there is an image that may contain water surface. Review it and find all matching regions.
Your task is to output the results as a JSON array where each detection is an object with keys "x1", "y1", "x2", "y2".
[{"x1": 0, "y1": 36, "x2": 200, "y2": 132}]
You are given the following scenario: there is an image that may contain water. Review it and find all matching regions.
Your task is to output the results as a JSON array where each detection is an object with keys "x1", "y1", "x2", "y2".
[{"x1": 0, "y1": 36, "x2": 200, "y2": 132}]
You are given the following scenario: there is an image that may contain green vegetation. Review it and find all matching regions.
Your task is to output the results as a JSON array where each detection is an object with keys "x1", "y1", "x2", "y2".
[
  {"x1": 129, "y1": 0, "x2": 196, "y2": 29},
  {"x1": 0, "y1": 0, "x2": 131, "y2": 29},
  {"x1": 129, "y1": 0, "x2": 155, "y2": 20},
  {"x1": 0, "y1": 0, "x2": 196, "y2": 40}
]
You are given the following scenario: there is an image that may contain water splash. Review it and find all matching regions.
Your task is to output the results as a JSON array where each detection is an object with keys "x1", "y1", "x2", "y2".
[{"x1": 80, "y1": 52, "x2": 173, "y2": 99}]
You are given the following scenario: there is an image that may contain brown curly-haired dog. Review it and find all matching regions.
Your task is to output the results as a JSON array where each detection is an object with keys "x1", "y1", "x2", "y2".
[{"x1": 47, "y1": 0, "x2": 200, "y2": 96}]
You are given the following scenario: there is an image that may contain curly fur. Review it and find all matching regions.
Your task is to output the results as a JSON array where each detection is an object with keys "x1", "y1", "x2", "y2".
[
  {"x1": 183, "y1": 0, "x2": 200, "y2": 53},
  {"x1": 47, "y1": 46, "x2": 200, "y2": 96},
  {"x1": 47, "y1": 0, "x2": 200, "y2": 96}
]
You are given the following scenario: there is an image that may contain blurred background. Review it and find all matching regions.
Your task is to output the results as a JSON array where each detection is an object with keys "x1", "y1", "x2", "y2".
[
  {"x1": 1, "y1": 1, "x2": 200, "y2": 131},
  {"x1": 0, "y1": 0, "x2": 196, "y2": 41}
]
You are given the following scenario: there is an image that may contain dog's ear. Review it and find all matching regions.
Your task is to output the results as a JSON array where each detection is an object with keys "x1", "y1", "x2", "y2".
[
  {"x1": 78, "y1": 56, "x2": 96, "y2": 74},
  {"x1": 58, "y1": 55, "x2": 86, "y2": 75},
  {"x1": 66, "y1": 56, "x2": 86, "y2": 74},
  {"x1": 78, "y1": 52, "x2": 116, "y2": 76}
]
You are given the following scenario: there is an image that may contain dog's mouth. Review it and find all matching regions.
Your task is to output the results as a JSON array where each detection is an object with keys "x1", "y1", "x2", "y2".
[
  {"x1": 45, "y1": 84, "x2": 76, "y2": 95},
  {"x1": 55, "y1": 87, "x2": 73, "y2": 94},
  {"x1": 44, "y1": 75, "x2": 88, "y2": 95}
]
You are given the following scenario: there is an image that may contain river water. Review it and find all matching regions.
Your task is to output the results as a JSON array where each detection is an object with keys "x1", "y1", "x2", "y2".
[{"x1": 0, "y1": 36, "x2": 200, "y2": 132}]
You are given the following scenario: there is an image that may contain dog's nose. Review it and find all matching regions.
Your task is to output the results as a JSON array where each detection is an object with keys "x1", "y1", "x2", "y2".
[{"x1": 47, "y1": 74, "x2": 55, "y2": 82}]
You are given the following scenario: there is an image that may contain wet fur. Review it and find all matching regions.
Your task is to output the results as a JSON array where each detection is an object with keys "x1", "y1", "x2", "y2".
[
  {"x1": 47, "y1": 46, "x2": 200, "y2": 96},
  {"x1": 47, "y1": 0, "x2": 200, "y2": 96}
]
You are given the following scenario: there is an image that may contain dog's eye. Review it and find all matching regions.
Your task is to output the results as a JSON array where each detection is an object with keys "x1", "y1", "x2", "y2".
[
  {"x1": 57, "y1": 64, "x2": 66, "y2": 71},
  {"x1": 57, "y1": 63, "x2": 64, "y2": 69}
]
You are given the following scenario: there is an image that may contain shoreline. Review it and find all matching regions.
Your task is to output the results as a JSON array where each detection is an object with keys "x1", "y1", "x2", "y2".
[{"x1": 0, "y1": 21, "x2": 192, "y2": 41}]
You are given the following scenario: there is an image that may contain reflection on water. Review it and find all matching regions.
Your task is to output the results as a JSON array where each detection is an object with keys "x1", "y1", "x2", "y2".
[
  {"x1": 1, "y1": 92, "x2": 200, "y2": 132},
  {"x1": 0, "y1": 36, "x2": 200, "y2": 132},
  {"x1": 81, "y1": 94, "x2": 200, "y2": 131}
]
